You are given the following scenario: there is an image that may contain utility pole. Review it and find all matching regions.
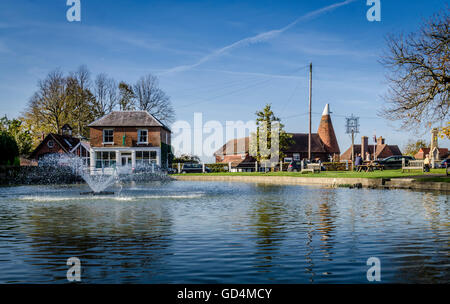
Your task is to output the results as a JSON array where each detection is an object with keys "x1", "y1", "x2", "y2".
[{"x1": 308, "y1": 62, "x2": 312, "y2": 161}]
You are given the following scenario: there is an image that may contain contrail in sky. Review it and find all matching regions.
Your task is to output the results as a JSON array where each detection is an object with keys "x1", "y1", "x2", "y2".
[{"x1": 162, "y1": 0, "x2": 357, "y2": 75}]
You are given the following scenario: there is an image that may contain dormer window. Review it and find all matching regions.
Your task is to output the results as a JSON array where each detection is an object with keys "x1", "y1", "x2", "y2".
[
  {"x1": 47, "y1": 140, "x2": 54, "y2": 148},
  {"x1": 138, "y1": 129, "x2": 148, "y2": 144},
  {"x1": 103, "y1": 129, "x2": 114, "y2": 144}
]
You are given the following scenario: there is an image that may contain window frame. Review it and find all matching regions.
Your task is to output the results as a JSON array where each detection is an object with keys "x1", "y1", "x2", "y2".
[
  {"x1": 103, "y1": 129, "x2": 114, "y2": 144},
  {"x1": 137, "y1": 129, "x2": 148, "y2": 144}
]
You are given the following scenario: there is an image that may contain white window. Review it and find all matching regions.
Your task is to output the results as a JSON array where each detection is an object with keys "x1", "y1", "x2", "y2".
[
  {"x1": 284, "y1": 157, "x2": 292, "y2": 163},
  {"x1": 293, "y1": 153, "x2": 300, "y2": 161},
  {"x1": 95, "y1": 151, "x2": 116, "y2": 168},
  {"x1": 47, "y1": 140, "x2": 54, "y2": 148},
  {"x1": 138, "y1": 129, "x2": 148, "y2": 144},
  {"x1": 136, "y1": 150, "x2": 157, "y2": 166},
  {"x1": 103, "y1": 129, "x2": 114, "y2": 144}
]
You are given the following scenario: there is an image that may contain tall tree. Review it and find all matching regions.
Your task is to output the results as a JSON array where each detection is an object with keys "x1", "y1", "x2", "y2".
[
  {"x1": 134, "y1": 74, "x2": 175, "y2": 124},
  {"x1": 118, "y1": 82, "x2": 135, "y2": 111},
  {"x1": 380, "y1": 9, "x2": 449, "y2": 128},
  {"x1": 249, "y1": 104, "x2": 293, "y2": 163},
  {"x1": 23, "y1": 69, "x2": 69, "y2": 137},
  {"x1": 65, "y1": 75, "x2": 96, "y2": 138},
  {"x1": 67, "y1": 66, "x2": 95, "y2": 137},
  {"x1": 93, "y1": 73, "x2": 117, "y2": 117}
]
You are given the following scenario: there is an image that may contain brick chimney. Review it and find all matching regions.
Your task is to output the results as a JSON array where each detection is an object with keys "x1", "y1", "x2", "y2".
[
  {"x1": 377, "y1": 136, "x2": 385, "y2": 145},
  {"x1": 361, "y1": 136, "x2": 368, "y2": 159}
]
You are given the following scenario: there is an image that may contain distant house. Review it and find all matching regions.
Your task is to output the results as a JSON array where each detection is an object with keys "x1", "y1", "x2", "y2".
[
  {"x1": 29, "y1": 124, "x2": 88, "y2": 163},
  {"x1": 214, "y1": 137, "x2": 256, "y2": 171},
  {"x1": 88, "y1": 111, "x2": 172, "y2": 173},
  {"x1": 214, "y1": 104, "x2": 341, "y2": 170},
  {"x1": 340, "y1": 136, "x2": 402, "y2": 160},
  {"x1": 414, "y1": 147, "x2": 449, "y2": 160}
]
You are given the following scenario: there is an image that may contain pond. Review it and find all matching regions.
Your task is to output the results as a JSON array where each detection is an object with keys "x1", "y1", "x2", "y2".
[{"x1": 0, "y1": 181, "x2": 448, "y2": 283}]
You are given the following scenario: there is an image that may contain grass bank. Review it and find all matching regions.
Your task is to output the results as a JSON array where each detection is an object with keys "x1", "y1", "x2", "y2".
[{"x1": 173, "y1": 169, "x2": 449, "y2": 182}]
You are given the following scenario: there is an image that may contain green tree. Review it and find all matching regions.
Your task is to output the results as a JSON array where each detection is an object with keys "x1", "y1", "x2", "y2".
[
  {"x1": 118, "y1": 82, "x2": 136, "y2": 111},
  {"x1": 249, "y1": 104, "x2": 293, "y2": 163},
  {"x1": 0, "y1": 131, "x2": 19, "y2": 165},
  {"x1": 0, "y1": 116, "x2": 33, "y2": 156},
  {"x1": 65, "y1": 75, "x2": 96, "y2": 138},
  {"x1": 403, "y1": 139, "x2": 428, "y2": 156}
]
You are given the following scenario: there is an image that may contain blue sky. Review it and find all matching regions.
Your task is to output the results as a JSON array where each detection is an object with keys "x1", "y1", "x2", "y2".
[{"x1": 0, "y1": 0, "x2": 448, "y2": 159}]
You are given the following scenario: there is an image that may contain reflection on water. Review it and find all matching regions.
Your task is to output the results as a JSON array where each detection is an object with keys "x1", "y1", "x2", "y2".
[{"x1": 0, "y1": 182, "x2": 448, "y2": 283}]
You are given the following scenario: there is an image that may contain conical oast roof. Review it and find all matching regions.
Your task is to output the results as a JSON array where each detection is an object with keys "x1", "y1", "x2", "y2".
[{"x1": 317, "y1": 104, "x2": 340, "y2": 154}]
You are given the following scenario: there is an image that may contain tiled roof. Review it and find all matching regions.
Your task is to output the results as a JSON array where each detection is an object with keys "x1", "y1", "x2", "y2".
[
  {"x1": 214, "y1": 133, "x2": 328, "y2": 156},
  {"x1": 284, "y1": 133, "x2": 327, "y2": 153},
  {"x1": 214, "y1": 137, "x2": 249, "y2": 156},
  {"x1": 88, "y1": 111, "x2": 170, "y2": 131},
  {"x1": 340, "y1": 144, "x2": 403, "y2": 160}
]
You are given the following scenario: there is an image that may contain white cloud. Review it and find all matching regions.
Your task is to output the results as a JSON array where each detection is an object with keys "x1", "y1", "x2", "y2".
[{"x1": 162, "y1": 0, "x2": 358, "y2": 74}]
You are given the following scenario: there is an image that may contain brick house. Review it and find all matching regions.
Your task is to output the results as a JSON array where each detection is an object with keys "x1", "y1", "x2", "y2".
[
  {"x1": 29, "y1": 124, "x2": 89, "y2": 163},
  {"x1": 88, "y1": 111, "x2": 171, "y2": 173},
  {"x1": 214, "y1": 104, "x2": 341, "y2": 168},
  {"x1": 340, "y1": 136, "x2": 402, "y2": 160},
  {"x1": 414, "y1": 147, "x2": 449, "y2": 160}
]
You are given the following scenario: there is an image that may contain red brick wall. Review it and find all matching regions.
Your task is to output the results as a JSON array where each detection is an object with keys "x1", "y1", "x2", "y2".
[
  {"x1": 32, "y1": 137, "x2": 66, "y2": 160},
  {"x1": 90, "y1": 126, "x2": 170, "y2": 148}
]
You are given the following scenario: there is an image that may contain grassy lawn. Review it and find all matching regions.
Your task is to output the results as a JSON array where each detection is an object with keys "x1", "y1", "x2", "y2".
[{"x1": 174, "y1": 169, "x2": 448, "y2": 181}]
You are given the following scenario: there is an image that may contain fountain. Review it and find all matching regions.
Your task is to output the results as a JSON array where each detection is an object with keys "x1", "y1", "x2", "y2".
[{"x1": 32, "y1": 153, "x2": 170, "y2": 195}]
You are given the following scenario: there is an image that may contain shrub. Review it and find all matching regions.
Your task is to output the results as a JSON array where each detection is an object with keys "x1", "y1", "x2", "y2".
[
  {"x1": 322, "y1": 162, "x2": 348, "y2": 171},
  {"x1": 0, "y1": 131, "x2": 19, "y2": 166},
  {"x1": 205, "y1": 163, "x2": 229, "y2": 172}
]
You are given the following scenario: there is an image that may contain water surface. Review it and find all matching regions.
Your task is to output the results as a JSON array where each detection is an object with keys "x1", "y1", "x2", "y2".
[{"x1": 0, "y1": 181, "x2": 448, "y2": 283}]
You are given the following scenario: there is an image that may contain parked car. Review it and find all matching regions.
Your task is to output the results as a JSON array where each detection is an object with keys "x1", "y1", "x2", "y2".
[
  {"x1": 440, "y1": 158, "x2": 450, "y2": 168},
  {"x1": 374, "y1": 155, "x2": 415, "y2": 170},
  {"x1": 180, "y1": 163, "x2": 211, "y2": 173}
]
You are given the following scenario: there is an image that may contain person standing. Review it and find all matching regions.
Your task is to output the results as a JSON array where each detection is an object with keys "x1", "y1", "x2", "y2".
[
  {"x1": 424, "y1": 154, "x2": 431, "y2": 172},
  {"x1": 355, "y1": 153, "x2": 363, "y2": 170}
]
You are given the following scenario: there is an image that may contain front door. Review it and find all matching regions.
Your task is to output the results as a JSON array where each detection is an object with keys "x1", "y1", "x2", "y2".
[{"x1": 121, "y1": 153, "x2": 132, "y2": 166}]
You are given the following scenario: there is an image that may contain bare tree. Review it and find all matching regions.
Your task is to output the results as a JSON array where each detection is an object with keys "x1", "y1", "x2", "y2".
[
  {"x1": 134, "y1": 74, "x2": 175, "y2": 124},
  {"x1": 23, "y1": 69, "x2": 69, "y2": 135},
  {"x1": 93, "y1": 73, "x2": 118, "y2": 117},
  {"x1": 380, "y1": 9, "x2": 449, "y2": 128}
]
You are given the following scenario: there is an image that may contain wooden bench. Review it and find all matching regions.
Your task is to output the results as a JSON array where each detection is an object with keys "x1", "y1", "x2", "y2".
[
  {"x1": 302, "y1": 163, "x2": 321, "y2": 174},
  {"x1": 357, "y1": 163, "x2": 384, "y2": 172},
  {"x1": 402, "y1": 159, "x2": 424, "y2": 173}
]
